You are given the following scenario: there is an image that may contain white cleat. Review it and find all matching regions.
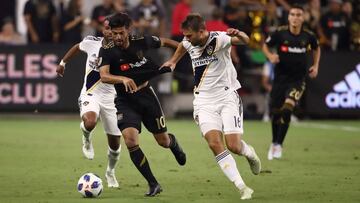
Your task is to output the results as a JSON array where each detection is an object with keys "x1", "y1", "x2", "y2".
[
  {"x1": 267, "y1": 144, "x2": 274, "y2": 160},
  {"x1": 239, "y1": 186, "x2": 254, "y2": 200},
  {"x1": 105, "y1": 169, "x2": 119, "y2": 188},
  {"x1": 273, "y1": 144, "x2": 282, "y2": 159},
  {"x1": 82, "y1": 137, "x2": 94, "y2": 160},
  {"x1": 246, "y1": 145, "x2": 261, "y2": 175}
]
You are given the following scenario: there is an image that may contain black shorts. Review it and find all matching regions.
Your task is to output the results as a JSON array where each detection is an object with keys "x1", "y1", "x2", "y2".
[
  {"x1": 270, "y1": 80, "x2": 306, "y2": 109},
  {"x1": 115, "y1": 85, "x2": 167, "y2": 134}
]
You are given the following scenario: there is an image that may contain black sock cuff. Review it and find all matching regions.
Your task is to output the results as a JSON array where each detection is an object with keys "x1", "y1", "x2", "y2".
[
  {"x1": 168, "y1": 133, "x2": 177, "y2": 148},
  {"x1": 128, "y1": 145, "x2": 140, "y2": 153}
]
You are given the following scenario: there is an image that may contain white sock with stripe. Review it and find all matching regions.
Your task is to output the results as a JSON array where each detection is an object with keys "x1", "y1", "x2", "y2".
[
  {"x1": 107, "y1": 145, "x2": 121, "y2": 171},
  {"x1": 239, "y1": 140, "x2": 254, "y2": 159},
  {"x1": 216, "y1": 150, "x2": 246, "y2": 190},
  {"x1": 80, "y1": 121, "x2": 92, "y2": 141}
]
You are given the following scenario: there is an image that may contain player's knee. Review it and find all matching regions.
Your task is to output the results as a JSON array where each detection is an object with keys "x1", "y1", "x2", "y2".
[
  {"x1": 281, "y1": 102, "x2": 294, "y2": 124},
  {"x1": 227, "y1": 142, "x2": 241, "y2": 154},
  {"x1": 84, "y1": 119, "x2": 97, "y2": 131},
  {"x1": 207, "y1": 139, "x2": 223, "y2": 152},
  {"x1": 154, "y1": 133, "x2": 170, "y2": 148},
  {"x1": 123, "y1": 135, "x2": 138, "y2": 148}
]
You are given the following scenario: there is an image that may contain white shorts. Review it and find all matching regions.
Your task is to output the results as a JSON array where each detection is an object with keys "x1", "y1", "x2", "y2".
[
  {"x1": 78, "y1": 94, "x2": 121, "y2": 136},
  {"x1": 193, "y1": 91, "x2": 244, "y2": 136}
]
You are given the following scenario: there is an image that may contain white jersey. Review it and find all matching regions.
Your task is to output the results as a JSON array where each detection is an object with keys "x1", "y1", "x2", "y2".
[
  {"x1": 79, "y1": 36, "x2": 116, "y2": 96},
  {"x1": 182, "y1": 31, "x2": 241, "y2": 102}
]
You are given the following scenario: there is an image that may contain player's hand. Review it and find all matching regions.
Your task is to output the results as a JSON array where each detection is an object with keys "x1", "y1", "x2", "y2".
[
  {"x1": 56, "y1": 65, "x2": 65, "y2": 77},
  {"x1": 226, "y1": 28, "x2": 241, "y2": 37},
  {"x1": 161, "y1": 61, "x2": 176, "y2": 72},
  {"x1": 269, "y1": 54, "x2": 280, "y2": 64},
  {"x1": 308, "y1": 65, "x2": 318, "y2": 79},
  {"x1": 121, "y1": 77, "x2": 137, "y2": 93}
]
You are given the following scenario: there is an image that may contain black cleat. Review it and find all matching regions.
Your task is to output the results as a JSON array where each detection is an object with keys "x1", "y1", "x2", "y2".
[
  {"x1": 169, "y1": 133, "x2": 186, "y2": 166},
  {"x1": 145, "y1": 183, "x2": 162, "y2": 197}
]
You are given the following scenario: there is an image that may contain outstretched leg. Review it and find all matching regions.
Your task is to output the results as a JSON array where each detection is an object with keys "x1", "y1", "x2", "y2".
[
  {"x1": 105, "y1": 134, "x2": 121, "y2": 188},
  {"x1": 122, "y1": 127, "x2": 161, "y2": 197},
  {"x1": 80, "y1": 111, "x2": 98, "y2": 159},
  {"x1": 205, "y1": 130, "x2": 253, "y2": 200},
  {"x1": 153, "y1": 132, "x2": 186, "y2": 166}
]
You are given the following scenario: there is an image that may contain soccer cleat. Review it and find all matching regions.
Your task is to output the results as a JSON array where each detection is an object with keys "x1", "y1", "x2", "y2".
[
  {"x1": 145, "y1": 183, "x2": 162, "y2": 197},
  {"x1": 169, "y1": 134, "x2": 186, "y2": 166},
  {"x1": 246, "y1": 145, "x2": 261, "y2": 175},
  {"x1": 239, "y1": 186, "x2": 254, "y2": 200},
  {"x1": 273, "y1": 144, "x2": 282, "y2": 159},
  {"x1": 105, "y1": 169, "x2": 119, "y2": 188},
  {"x1": 82, "y1": 136, "x2": 94, "y2": 160},
  {"x1": 267, "y1": 144, "x2": 274, "y2": 160}
]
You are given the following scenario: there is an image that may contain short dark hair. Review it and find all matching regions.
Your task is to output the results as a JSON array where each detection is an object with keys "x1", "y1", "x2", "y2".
[
  {"x1": 181, "y1": 13, "x2": 206, "y2": 32},
  {"x1": 108, "y1": 12, "x2": 132, "y2": 29},
  {"x1": 290, "y1": 4, "x2": 305, "y2": 12}
]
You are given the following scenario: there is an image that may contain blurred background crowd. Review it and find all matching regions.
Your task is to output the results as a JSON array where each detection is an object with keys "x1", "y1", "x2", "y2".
[{"x1": 0, "y1": 0, "x2": 359, "y2": 118}]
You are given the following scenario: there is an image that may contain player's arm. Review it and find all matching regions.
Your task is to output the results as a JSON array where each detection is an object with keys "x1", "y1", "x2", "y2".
[
  {"x1": 309, "y1": 46, "x2": 321, "y2": 79},
  {"x1": 159, "y1": 37, "x2": 179, "y2": 49},
  {"x1": 56, "y1": 43, "x2": 81, "y2": 77},
  {"x1": 99, "y1": 65, "x2": 138, "y2": 93},
  {"x1": 161, "y1": 42, "x2": 187, "y2": 71},
  {"x1": 262, "y1": 43, "x2": 280, "y2": 64},
  {"x1": 227, "y1": 28, "x2": 250, "y2": 45},
  {"x1": 24, "y1": 15, "x2": 39, "y2": 43}
]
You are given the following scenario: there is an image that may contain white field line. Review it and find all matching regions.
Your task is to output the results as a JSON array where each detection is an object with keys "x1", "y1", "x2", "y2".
[{"x1": 293, "y1": 122, "x2": 360, "y2": 132}]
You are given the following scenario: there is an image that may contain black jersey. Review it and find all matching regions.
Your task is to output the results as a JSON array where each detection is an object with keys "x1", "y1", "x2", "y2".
[
  {"x1": 265, "y1": 26, "x2": 319, "y2": 83},
  {"x1": 99, "y1": 35, "x2": 171, "y2": 94}
]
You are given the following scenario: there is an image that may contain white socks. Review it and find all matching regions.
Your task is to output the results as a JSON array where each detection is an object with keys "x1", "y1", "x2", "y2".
[
  {"x1": 216, "y1": 150, "x2": 246, "y2": 190},
  {"x1": 240, "y1": 140, "x2": 254, "y2": 159},
  {"x1": 80, "y1": 121, "x2": 92, "y2": 141},
  {"x1": 107, "y1": 145, "x2": 121, "y2": 171}
]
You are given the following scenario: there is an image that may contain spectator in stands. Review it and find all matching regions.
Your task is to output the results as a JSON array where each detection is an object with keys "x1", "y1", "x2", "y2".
[
  {"x1": 318, "y1": 0, "x2": 351, "y2": 51},
  {"x1": 0, "y1": 17, "x2": 26, "y2": 45},
  {"x1": 171, "y1": 0, "x2": 193, "y2": 92},
  {"x1": 263, "y1": 0, "x2": 281, "y2": 35},
  {"x1": 342, "y1": 0, "x2": 353, "y2": 19},
  {"x1": 206, "y1": 8, "x2": 240, "y2": 65},
  {"x1": 113, "y1": 0, "x2": 129, "y2": 13},
  {"x1": 60, "y1": 0, "x2": 85, "y2": 43},
  {"x1": 23, "y1": 0, "x2": 59, "y2": 44},
  {"x1": 91, "y1": 0, "x2": 114, "y2": 37},
  {"x1": 132, "y1": 0, "x2": 166, "y2": 36},
  {"x1": 192, "y1": 0, "x2": 217, "y2": 20},
  {"x1": 349, "y1": 0, "x2": 360, "y2": 50},
  {"x1": 171, "y1": 0, "x2": 192, "y2": 42},
  {"x1": 303, "y1": 0, "x2": 321, "y2": 32}
]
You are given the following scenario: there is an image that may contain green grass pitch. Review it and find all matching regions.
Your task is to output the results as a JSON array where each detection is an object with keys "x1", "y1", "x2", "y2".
[{"x1": 0, "y1": 117, "x2": 359, "y2": 203}]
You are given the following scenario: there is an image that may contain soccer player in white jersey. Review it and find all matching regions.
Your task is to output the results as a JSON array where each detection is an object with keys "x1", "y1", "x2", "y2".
[
  {"x1": 162, "y1": 14, "x2": 261, "y2": 200},
  {"x1": 56, "y1": 20, "x2": 121, "y2": 188}
]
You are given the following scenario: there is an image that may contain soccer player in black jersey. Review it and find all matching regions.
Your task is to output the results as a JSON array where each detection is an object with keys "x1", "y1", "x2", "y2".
[
  {"x1": 262, "y1": 5, "x2": 321, "y2": 160},
  {"x1": 97, "y1": 12, "x2": 186, "y2": 197}
]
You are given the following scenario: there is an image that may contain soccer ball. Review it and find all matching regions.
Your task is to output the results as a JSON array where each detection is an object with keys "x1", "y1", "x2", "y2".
[{"x1": 77, "y1": 173, "x2": 103, "y2": 198}]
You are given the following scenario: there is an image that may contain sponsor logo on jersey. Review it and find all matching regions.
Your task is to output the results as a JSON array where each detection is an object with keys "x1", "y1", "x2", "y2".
[
  {"x1": 120, "y1": 64, "x2": 130, "y2": 71},
  {"x1": 325, "y1": 64, "x2": 360, "y2": 108},
  {"x1": 280, "y1": 45, "x2": 307, "y2": 53},
  {"x1": 119, "y1": 57, "x2": 148, "y2": 71},
  {"x1": 192, "y1": 55, "x2": 218, "y2": 67}
]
